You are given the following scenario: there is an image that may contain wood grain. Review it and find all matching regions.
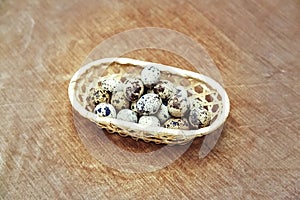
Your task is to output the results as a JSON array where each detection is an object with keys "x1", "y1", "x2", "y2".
[{"x1": 0, "y1": 0, "x2": 299, "y2": 199}]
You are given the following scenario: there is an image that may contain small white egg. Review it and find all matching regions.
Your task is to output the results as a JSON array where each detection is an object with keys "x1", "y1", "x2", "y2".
[
  {"x1": 123, "y1": 78, "x2": 144, "y2": 102},
  {"x1": 87, "y1": 87, "x2": 110, "y2": 106},
  {"x1": 189, "y1": 107, "x2": 211, "y2": 129},
  {"x1": 156, "y1": 103, "x2": 171, "y2": 123},
  {"x1": 137, "y1": 93, "x2": 162, "y2": 115},
  {"x1": 175, "y1": 86, "x2": 188, "y2": 98},
  {"x1": 111, "y1": 91, "x2": 130, "y2": 110},
  {"x1": 141, "y1": 65, "x2": 161, "y2": 87},
  {"x1": 114, "y1": 82, "x2": 124, "y2": 92},
  {"x1": 139, "y1": 116, "x2": 160, "y2": 127},
  {"x1": 117, "y1": 109, "x2": 138, "y2": 123},
  {"x1": 189, "y1": 96, "x2": 205, "y2": 110},
  {"x1": 163, "y1": 118, "x2": 189, "y2": 130},
  {"x1": 167, "y1": 95, "x2": 189, "y2": 117},
  {"x1": 94, "y1": 103, "x2": 116, "y2": 118},
  {"x1": 101, "y1": 77, "x2": 122, "y2": 93},
  {"x1": 153, "y1": 80, "x2": 176, "y2": 100}
]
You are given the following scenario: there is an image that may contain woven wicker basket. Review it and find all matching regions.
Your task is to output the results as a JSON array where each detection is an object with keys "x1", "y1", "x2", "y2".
[{"x1": 68, "y1": 58, "x2": 230, "y2": 145}]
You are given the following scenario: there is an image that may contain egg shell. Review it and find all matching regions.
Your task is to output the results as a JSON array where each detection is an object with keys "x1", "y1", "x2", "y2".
[
  {"x1": 111, "y1": 91, "x2": 130, "y2": 111},
  {"x1": 139, "y1": 116, "x2": 160, "y2": 127},
  {"x1": 189, "y1": 96, "x2": 205, "y2": 110},
  {"x1": 137, "y1": 93, "x2": 162, "y2": 115},
  {"x1": 114, "y1": 82, "x2": 124, "y2": 92},
  {"x1": 156, "y1": 104, "x2": 171, "y2": 123},
  {"x1": 124, "y1": 78, "x2": 144, "y2": 102},
  {"x1": 141, "y1": 65, "x2": 161, "y2": 87},
  {"x1": 189, "y1": 108, "x2": 211, "y2": 129},
  {"x1": 167, "y1": 95, "x2": 189, "y2": 117},
  {"x1": 94, "y1": 103, "x2": 116, "y2": 118},
  {"x1": 87, "y1": 87, "x2": 110, "y2": 106},
  {"x1": 153, "y1": 80, "x2": 176, "y2": 100},
  {"x1": 101, "y1": 78, "x2": 122, "y2": 93},
  {"x1": 175, "y1": 86, "x2": 188, "y2": 98},
  {"x1": 163, "y1": 118, "x2": 189, "y2": 130},
  {"x1": 117, "y1": 109, "x2": 138, "y2": 123}
]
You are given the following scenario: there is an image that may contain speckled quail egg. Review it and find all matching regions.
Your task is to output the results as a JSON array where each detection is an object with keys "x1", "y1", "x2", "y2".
[
  {"x1": 139, "y1": 116, "x2": 160, "y2": 127},
  {"x1": 137, "y1": 93, "x2": 162, "y2": 115},
  {"x1": 163, "y1": 118, "x2": 189, "y2": 130},
  {"x1": 114, "y1": 82, "x2": 124, "y2": 92},
  {"x1": 167, "y1": 95, "x2": 189, "y2": 117},
  {"x1": 156, "y1": 104, "x2": 171, "y2": 123},
  {"x1": 175, "y1": 86, "x2": 188, "y2": 98},
  {"x1": 189, "y1": 96, "x2": 205, "y2": 110},
  {"x1": 141, "y1": 65, "x2": 160, "y2": 87},
  {"x1": 117, "y1": 109, "x2": 138, "y2": 123},
  {"x1": 101, "y1": 77, "x2": 122, "y2": 93},
  {"x1": 87, "y1": 87, "x2": 110, "y2": 106},
  {"x1": 153, "y1": 80, "x2": 176, "y2": 100},
  {"x1": 189, "y1": 107, "x2": 211, "y2": 129},
  {"x1": 94, "y1": 103, "x2": 116, "y2": 118},
  {"x1": 123, "y1": 78, "x2": 144, "y2": 102},
  {"x1": 111, "y1": 91, "x2": 130, "y2": 111}
]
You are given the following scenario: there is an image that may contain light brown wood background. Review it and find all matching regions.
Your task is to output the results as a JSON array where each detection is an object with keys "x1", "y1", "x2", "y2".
[{"x1": 0, "y1": 0, "x2": 299, "y2": 199}]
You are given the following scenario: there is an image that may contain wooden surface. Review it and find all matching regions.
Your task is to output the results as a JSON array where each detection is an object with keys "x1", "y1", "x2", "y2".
[{"x1": 1, "y1": 0, "x2": 299, "y2": 199}]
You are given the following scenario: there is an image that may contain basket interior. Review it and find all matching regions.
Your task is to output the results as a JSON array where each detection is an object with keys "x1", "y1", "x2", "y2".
[{"x1": 74, "y1": 61, "x2": 223, "y2": 126}]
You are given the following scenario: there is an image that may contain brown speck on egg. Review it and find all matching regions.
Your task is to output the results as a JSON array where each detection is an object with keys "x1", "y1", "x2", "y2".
[
  {"x1": 123, "y1": 78, "x2": 144, "y2": 102},
  {"x1": 87, "y1": 87, "x2": 110, "y2": 106},
  {"x1": 167, "y1": 95, "x2": 189, "y2": 117}
]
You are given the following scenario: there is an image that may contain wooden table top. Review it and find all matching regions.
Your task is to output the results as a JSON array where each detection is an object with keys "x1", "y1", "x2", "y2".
[{"x1": 1, "y1": 0, "x2": 299, "y2": 199}]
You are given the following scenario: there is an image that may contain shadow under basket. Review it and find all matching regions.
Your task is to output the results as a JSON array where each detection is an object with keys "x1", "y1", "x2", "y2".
[{"x1": 68, "y1": 58, "x2": 230, "y2": 145}]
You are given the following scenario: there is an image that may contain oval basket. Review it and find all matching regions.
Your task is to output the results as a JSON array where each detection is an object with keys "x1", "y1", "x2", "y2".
[{"x1": 68, "y1": 58, "x2": 230, "y2": 145}]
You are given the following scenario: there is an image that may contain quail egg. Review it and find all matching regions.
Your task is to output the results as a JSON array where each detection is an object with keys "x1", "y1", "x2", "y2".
[
  {"x1": 189, "y1": 96, "x2": 205, "y2": 110},
  {"x1": 163, "y1": 118, "x2": 189, "y2": 130},
  {"x1": 167, "y1": 95, "x2": 189, "y2": 117},
  {"x1": 111, "y1": 91, "x2": 130, "y2": 111},
  {"x1": 141, "y1": 65, "x2": 160, "y2": 87},
  {"x1": 87, "y1": 87, "x2": 110, "y2": 106},
  {"x1": 156, "y1": 104, "x2": 171, "y2": 123},
  {"x1": 94, "y1": 103, "x2": 116, "y2": 118},
  {"x1": 189, "y1": 107, "x2": 211, "y2": 129},
  {"x1": 175, "y1": 86, "x2": 188, "y2": 98},
  {"x1": 137, "y1": 93, "x2": 162, "y2": 115},
  {"x1": 124, "y1": 78, "x2": 144, "y2": 102},
  {"x1": 117, "y1": 109, "x2": 138, "y2": 123},
  {"x1": 153, "y1": 80, "x2": 176, "y2": 100},
  {"x1": 139, "y1": 116, "x2": 160, "y2": 127},
  {"x1": 115, "y1": 82, "x2": 124, "y2": 92},
  {"x1": 101, "y1": 77, "x2": 122, "y2": 93}
]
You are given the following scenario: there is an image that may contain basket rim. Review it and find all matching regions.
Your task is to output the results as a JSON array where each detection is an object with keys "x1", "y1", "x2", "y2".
[{"x1": 68, "y1": 57, "x2": 230, "y2": 137}]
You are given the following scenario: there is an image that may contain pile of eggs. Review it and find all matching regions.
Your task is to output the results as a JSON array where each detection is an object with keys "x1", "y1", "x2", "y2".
[{"x1": 87, "y1": 65, "x2": 211, "y2": 130}]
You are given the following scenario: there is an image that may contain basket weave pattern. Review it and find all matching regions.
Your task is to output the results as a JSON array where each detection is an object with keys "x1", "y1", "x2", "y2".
[{"x1": 69, "y1": 58, "x2": 229, "y2": 145}]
